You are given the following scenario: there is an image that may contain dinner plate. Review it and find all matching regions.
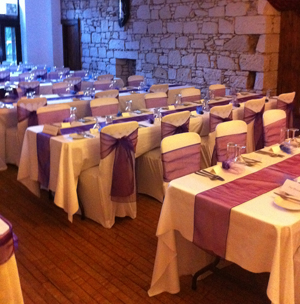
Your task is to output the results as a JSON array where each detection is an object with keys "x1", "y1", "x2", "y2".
[
  {"x1": 214, "y1": 96, "x2": 223, "y2": 100},
  {"x1": 274, "y1": 196, "x2": 300, "y2": 210},
  {"x1": 69, "y1": 133, "x2": 85, "y2": 140},
  {"x1": 240, "y1": 92, "x2": 249, "y2": 96}
]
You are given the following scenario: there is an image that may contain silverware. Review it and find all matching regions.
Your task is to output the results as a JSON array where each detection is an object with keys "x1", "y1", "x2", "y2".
[
  {"x1": 255, "y1": 150, "x2": 284, "y2": 158},
  {"x1": 200, "y1": 170, "x2": 225, "y2": 181},
  {"x1": 242, "y1": 156, "x2": 262, "y2": 163},
  {"x1": 274, "y1": 192, "x2": 300, "y2": 204},
  {"x1": 195, "y1": 171, "x2": 219, "y2": 180}
]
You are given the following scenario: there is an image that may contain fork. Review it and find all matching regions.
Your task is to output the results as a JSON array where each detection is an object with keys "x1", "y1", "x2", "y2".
[
  {"x1": 195, "y1": 171, "x2": 219, "y2": 180},
  {"x1": 274, "y1": 192, "x2": 300, "y2": 204}
]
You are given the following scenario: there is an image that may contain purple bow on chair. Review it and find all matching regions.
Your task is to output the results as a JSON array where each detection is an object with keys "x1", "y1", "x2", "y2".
[
  {"x1": 244, "y1": 105, "x2": 265, "y2": 150},
  {"x1": 161, "y1": 118, "x2": 190, "y2": 140},
  {"x1": 100, "y1": 129, "x2": 138, "y2": 202},
  {"x1": 17, "y1": 106, "x2": 39, "y2": 127},
  {"x1": 0, "y1": 215, "x2": 17, "y2": 265},
  {"x1": 264, "y1": 118, "x2": 286, "y2": 147},
  {"x1": 277, "y1": 99, "x2": 294, "y2": 128},
  {"x1": 209, "y1": 112, "x2": 232, "y2": 133}
]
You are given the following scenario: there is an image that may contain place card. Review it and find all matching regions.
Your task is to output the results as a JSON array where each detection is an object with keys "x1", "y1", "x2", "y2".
[
  {"x1": 271, "y1": 145, "x2": 281, "y2": 154},
  {"x1": 191, "y1": 110, "x2": 197, "y2": 116},
  {"x1": 42, "y1": 124, "x2": 59, "y2": 136},
  {"x1": 168, "y1": 105, "x2": 175, "y2": 110},
  {"x1": 122, "y1": 112, "x2": 130, "y2": 117},
  {"x1": 281, "y1": 179, "x2": 300, "y2": 197},
  {"x1": 61, "y1": 122, "x2": 71, "y2": 128},
  {"x1": 90, "y1": 128, "x2": 99, "y2": 135}
]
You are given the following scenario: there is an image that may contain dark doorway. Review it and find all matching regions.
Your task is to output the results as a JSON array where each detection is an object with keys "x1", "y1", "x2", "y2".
[{"x1": 61, "y1": 19, "x2": 81, "y2": 70}]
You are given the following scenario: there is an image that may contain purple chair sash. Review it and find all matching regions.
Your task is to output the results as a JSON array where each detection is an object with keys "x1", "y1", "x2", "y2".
[
  {"x1": 211, "y1": 132, "x2": 247, "y2": 165},
  {"x1": 145, "y1": 97, "x2": 168, "y2": 108},
  {"x1": 93, "y1": 83, "x2": 111, "y2": 90},
  {"x1": 91, "y1": 104, "x2": 119, "y2": 116},
  {"x1": 244, "y1": 105, "x2": 265, "y2": 150},
  {"x1": 194, "y1": 153, "x2": 300, "y2": 258},
  {"x1": 264, "y1": 118, "x2": 286, "y2": 147},
  {"x1": 161, "y1": 118, "x2": 190, "y2": 140},
  {"x1": 0, "y1": 215, "x2": 16, "y2": 265},
  {"x1": 277, "y1": 99, "x2": 294, "y2": 128},
  {"x1": 100, "y1": 129, "x2": 138, "y2": 202},
  {"x1": 213, "y1": 88, "x2": 226, "y2": 97},
  {"x1": 209, "y1": 112, "x2": 233, "y2": 133},
  {"x1": 128, "y1": 80, "x2": 142, "y2": 87},
  {"x1": 181, "y1": 95, "x2": 200, "y2": 103},
  {"x1": 162, "y1": 143, "x2": 201, "y2": 182},
  {"x1": 37, "y1": 109, "x2": 71, "y2": 125},
  {"x1": 17, "y1": 106, "x2": 39, "y2": 126}
]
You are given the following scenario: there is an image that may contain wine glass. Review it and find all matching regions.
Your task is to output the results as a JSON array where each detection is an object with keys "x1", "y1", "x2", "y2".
[
  {"x1": 209, "y1": 89, "x2": 215, "y2": 100},
  {"x1": 287, "y1": 128, "x2": 299, "y2": 147},
  {"x1": 93, "y1": 116, "x2": 101, "y2": 130},
  {"x1": 174, "y1": 94, "x2": 182, "y2": 107},
  {"x1": 265, "y1": 89, "x2": 271, "y2": 102},
  {"x1": 105, "y1": 115, "x2": 113, "y2": 124},
  {"x1": 69, "y1": 107, "x2": 77, "y2": 122},
  {"x1": 234, "y1": 144, "x2": 246, "y2": 163},
  {"x1": 125, "y1": 100, "x2": 132, "y2": 112},
  {"x1": 203, "y1": 91, "x2": 210, "y2": 111},
  {"x1": 226, "y1": 142, "x2": 237, "y2": 161}
]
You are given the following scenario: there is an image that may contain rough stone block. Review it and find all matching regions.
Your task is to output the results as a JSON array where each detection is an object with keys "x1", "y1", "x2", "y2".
[
  {"x1": 177, "y1": 68, "x2": 191, "y2": 82},
  {"x1": 256, "y1": 34, "x2": 280, "y2": 53},
  {"x1": 182, "y1": 54, "x2": 195, "y2": 66},
  {"x1": 107, "y1": 51, "x2": 114, "y2": 58},
  {"x1": 176, "y1": 37, "x2": 188, "y2": 48},
  {"x1": 97, "y1": 62, "x2": 106, "y2": 71},
  {"x1": 125, "y1": 41, "x2": 140, "y2": 50},
  {"x1": 82, "y1": 49, "x2": 90, "y2": 56},
  {"x1": 114, "y1": 51, "x2": 138, "y2": 60},
  {"x1": 159, "y1": 6, "x2": 171, "y2": 19},
  {"x1": 159, "y1": 55, "x2": 168, "y2": 64},
  {"x1": 101, "y1": 20, "x2": 109, "y2": 31},
  {"x1": 90, "y1": 47, "x2": 98, "y2": 56},
  {"x1": 224, "y1": 35, "x2": 258, "y2": 52},
  {"x1": 83, "y1": 9, "x2": 92, "y2": 18},
  {"x1": 146, "y1": 53, "x2": 159, "y2": 64},
  {"x1": 254, "y1": 71, "x2": 277, "y2": 91},
  {"x1": 167, "y1": 22, "x2": 183, "y2": 33},
  {"x1": 197, "y1": 54, "x2": 210, "y2": 68},
  {"x1": 195, "y1": 9, "x2": 207, "y2": 16},
  {"x1": 133, "y1": 22, "x2": 148, "y2": 34},
  {"x1": 226, "y1": 2, "x2": 249, "y2": 16},
  {"x1": 219, "y1": 19, "x2": 234, "y2": 34},
  {"x1": 137, "y1": 5, "x2": 150, "y2": 19},
  {"x1": 191, "y1": 40, "x2": 204, "y2": 49},
  {"x1": 209, "y1": 6, "x2": 224, "y2": 17},
  {"x1": 154, "y1": 67, "x2": 168, "y2": 79},
  {"x1": 204, "y1": 68, "x2": 222, "y2": 83},
  {"x1": 174, "y1": 6, "x2": 191, "y2": 18},
  {"x1": 239, "y1": 54, "x2": 268, "y2": 72},
  {"x1": 202, "y1": 22, "x2": 218, "y2": 34},
  {"x1": 168, "y1": 69, "x2": 176, "y2": 80},
  {"x1": 109, "y1": 39, "x2": 124, "y2": 49},
  {"x1": 98, "y1": 47, "x2": 107, "y2": 58},
  {"x1": 142, "y1": 63, "x2": 154, "y2": 71},
  {"x1": 257, "y1": 0, "x2": 280, "y2": 15},
  {"x1": 230, "y1": 75, "x2": 248, "y2": 88},
  {"x1": 151, "y1": 10, "x2": 158, "y2": 19},
  {"x1": 92, "y1": 33, "x2": 101, "y2": 43},
  {"x1": 82, "y1": 33, "x2": 91, "y2": 43},
  {"x1": 67, "y1": 10, "x2": 75, "y2": 19},
  {"x1": 132, "y1": 0, "x2": 144, "y2": 5},
  {"x1": 148, "y1": 20, "x2": 163, "y2": 34},
  {"x1": 217, "y1": 56, "x2": 235, "y2": 70},
  {"x1": 161, "y1": 36, "x2": 175, "y2": 49},
  {"x1": 168, "y1": 50, "x2": 181, "y2": 65},
  {"x1": 140, "y1": 37, "x2": 152, "y2": 50},
  {"x1": 235, "y1": 16, "x2": 273, "y2": 34},
  {"x1": 183, "y1": 22, "x2": 198, "y2": 34}
]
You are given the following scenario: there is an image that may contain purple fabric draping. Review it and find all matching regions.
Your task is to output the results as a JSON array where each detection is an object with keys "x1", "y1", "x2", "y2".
[
  {"x1": 100, "y1": 129, "x2": 138, "y2": 202},
  {"x1": 0, "y1": 215, "x2": 16, "y2": 265},
  {"x1": 17, "y1": 106, "x2": 39, "y2": 126},
  {"x1": 37, "y1": 109, "x2": 71, "y2": 125},
  {"x1": 59, "y1": 123, "x2": 97, "y2": 134},
  {"x1": 37, "y1": 133, "x2": 52, "y2": 188},
  {"x1": 161, "y1": 118, "x2": 190, "y2": 140},
  {"x1": 211, "y1": 132, "x2": 247, "y2": 165},
  {"x1": 162, "y1": 143, "x2": 201, "y2": 182},
  {"x1": 145, "y1": 97, "x2": 168, "y2": 108},
  {"x1": 161, "y1": 105, "x2": 198, "y2": 117},
  {"x1": 277, "y1": 99, "x2": 294, "y2": 128},
  {"x1": 93, "y1": 83, "x2": 111, "y2": 90},
  {"x1": 264, "y1": 118, "x2": 286, "y2": 147},
  {"x1": 209, "y1": 112, "x2": 233, "y2": 133},
  {"x1": 113, "y1": 113, "x2": 154, "y2": 124},
  {"x1": 244, "y1": 105, "x2": 265, "y2": 150},
  {"x1": 128, "y1": 80, "x2": 142, "y2": 87},
  {"x1": 91, "y1": 104, "x2": 119, "y2": 117},
  {"x1": 181, "y1": 95, "x2": 200, "y2": 103},
  {"x1": 209, "y1": 94, "x2": 264, "y2": 108},
  {"x1": 213, "y1": 88, "x2": 226, "y2": 97},
  {"x1": 194, "y1": 153, "x2": 300, "y2": 258}
]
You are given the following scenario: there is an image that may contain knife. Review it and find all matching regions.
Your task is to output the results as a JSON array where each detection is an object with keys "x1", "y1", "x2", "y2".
[{"x1": 201, "y1": 170, "x2": 225, "y2": 181}]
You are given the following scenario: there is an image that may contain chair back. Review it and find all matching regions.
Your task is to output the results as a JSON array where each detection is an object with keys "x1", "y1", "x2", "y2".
[
  {"x1": 181, "y1": 88, "x2": 200, "y2": 103},
  {"x1": 149, "y1": 84, "x2": 169, "y2": 94},
  {"x1": 244, "y1": 98, "x2": 265, "y2": 151},
  {"x1": 19, "y1": 72, "x2": 36, "y2": 82},
  {"x1": 37, "y1": 104, "x2": 71, "y2": 125},
  {"x1": 161, "y1": 132, "x2": 201, "y2": 182},
  {"x1": 263, "y1": 109, "x2": 286, "y2": 147},
  {"x1": 209, "y1": 104, "x2": 233, "y2": 133},
  {"x1": 47, "y1": 71, "x2": 59, "y2": 80},
  {"x1": 93, "y1": 80, "x2": 111, "y2": 90},
  {"x1": 56, "y1": 67, "x2": 70, "y2": 75},
  {"x1": 63, "y1": 77, "x2": 81, "y2": 91},
  {"x1": 97, "y1": 74, "x2": 114, "y2": 81},
  {"x1": 73, "y1": 70, "x2": 87, "y2": 78},
  {"x1": 209, "y1": 84, "x2": 226, "y2": 97},
  {"x1": 212, "y1": 120, "x2": 247, "y2": 165},
  {"x1": 52, "y1": 82, "x2": 73, "y2": 94},
  {"x1": 18, "y1": 81, "x2": 40, "y2": 96},
  {"x1": 113, "y1": 78, "x2": 125, "y2": 89},
  {"x1": 95, "y1": 89, "x2": 119, "y2": 99},
  {"x1": 144, "y1": 92, "x2": 168, "y2": 108},
  {"x1": 90, "y1": 97, "x2": 119, "y2": 116},
  {"x1": 128, "y1": 75, "x2": 144, "y2": 87},
  {"x1": 277, "y1": 92, "x2": 295, "y2": 128},
  {"x1": 100, "y1": 121, "x2": 139, "y2": 202},
  {"x1": 0, "y1": 70, "x2": 10, "y2": 82},
  {"x1": 161, "y1": 111, "x2": 190, "y2": 140},
  {"x1": 31, "y1": 69, "x2": 47, "y2": 80}
]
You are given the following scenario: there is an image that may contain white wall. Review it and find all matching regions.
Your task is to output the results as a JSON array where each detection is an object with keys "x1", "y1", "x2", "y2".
[{"x1": 19, "y1": 0, "x2": 63, "y2": 67}]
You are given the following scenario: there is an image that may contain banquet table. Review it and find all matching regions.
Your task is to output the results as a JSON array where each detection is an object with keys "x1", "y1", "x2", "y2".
[
  {"x1": 17, "y1": 112, "x2": 203, "y2": 222},
  {"x1": 148, "y1": 147, "x2": 300, "y2": 304},
  {"x1": 0, "y1": 216, "x2": 24, "y2": 304}
]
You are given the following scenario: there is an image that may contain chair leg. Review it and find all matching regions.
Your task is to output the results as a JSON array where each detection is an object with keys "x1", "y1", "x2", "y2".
[
  {"x1": 192, "y1": 256, "x2": 221, "y2": 290},
  {"x1": 78, "y1": 199, "x2": 85, "y2": 220}
]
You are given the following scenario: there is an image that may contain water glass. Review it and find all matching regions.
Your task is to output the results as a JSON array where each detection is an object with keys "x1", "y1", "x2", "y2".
[
  {"x1": 265, "y1": 89, "x2": 271, "y2": 101},
  {"x1": 93, "y1": 116, "x2": 101, "y2": 130},
  {"x1": 105, "y1": 115, "x2": 113, "y2": 124},
  {"x1": 174, "y1": 94, "x2": 182, "y2": 107},
  {"x1": 226, "y1": 142, "x2": 237, "y2": 161},
  {"x1": 234, "y1": 144, "x2": 246, "y2": 163},
  {"x1": 125, "y1": 100, "x2": 132, "y2": 112},
  {"x1": 153, "y1": 108, "x2": 162, "y2": 121},
  {"x1": 69, "y1": 107, "x2": 77, "y2": 122}
]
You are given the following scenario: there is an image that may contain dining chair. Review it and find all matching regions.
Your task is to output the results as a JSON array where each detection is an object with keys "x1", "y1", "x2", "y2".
[
  {"x1": 180, "y1": 88, "x2": 201, "y2": 103},
  {"x1": 144, "y1": 92, "x2": 168, "y2": 109},
  {"x1": 93, "y1": 79, "x2": 111, "y2": 90},
  {"x1": 6, "y1": 97, "x2": 47, "y2": 166},
  {"x1": 52, "y1": 82, "x2": 73, "y2": 94},
  {"x1": 95, "y1": 89, "x2": 119, "y2": 99},
  {"x1": 56, "y1": 67, "x2": 70, "y2": 75},
  {"x1": 128, "y1": 75, "x2": 144, "y2": 87},
  {"x1": 37, "y1": 104, "x2": 71, "y2": 125},
  {"x1": 263, "y1": 109, "x2": 286, "y2": 147},
  {"x1": 90, "y1": 97, "x2": 119, "y2": 116},
  {"x1": 0, "y1": 70, "x2": 10, "y2": 82},
  {"x1": 211, "y1": 120, "x2": 247, "y2": 165},
  {"x1": 18, "y1": 72, "x2": 36, "y2": 82},
  {"x1": 31, "y1": 69, "x2": 48, "y2": 80},
  {"x1": 149, "y1": 84, "x2": 169, "y2": 94},
  {"x1": 209, "y1": 84, "x2": 226, "y2": 97},
  {"x1": 113, "y1": 78, "x2": 125, "y2": 89},
  {"x1": 63, "y1": 77, "x2": 81, "y2": 92},
  {"x1": 244, "y1": 97, "x2": 265, "y2": 152},
  {"x1": 277, "y1": 92, "x2": 295, "y2": 128},
  {"x1": 18, "y1": 81, "x2": 40, "y2": 97},
  {"x1": 77, "y1": 121, "x2": 139, "y2": 228},
  {"x1": 137, "y1": 111, "x2": 191, "y2": 202},
  {"x1": 47, "y1": 71, "x2": 59, "y2": 80},
  {"x1": 97, "y1": 74, "x2": 114, "y2": 81},
  {"x1": 73, "y1": 70, "x2": 87, "y2": 78}
]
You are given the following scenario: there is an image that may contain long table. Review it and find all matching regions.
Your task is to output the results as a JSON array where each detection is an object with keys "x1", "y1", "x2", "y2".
[{"x1": 148, "y1": 148, "x2": 300, "y2": 304}]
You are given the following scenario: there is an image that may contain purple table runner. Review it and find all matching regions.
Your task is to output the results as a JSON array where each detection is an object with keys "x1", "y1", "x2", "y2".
[
  {"x1": 193, "y1": 153, "x2": 300, "y2": 258},
  {"x1": 209, "y1": 94, "x2": 265, "y2": 108},
  {"x1": 0, "y1": 215, "x2": 17, "y2": 265}
]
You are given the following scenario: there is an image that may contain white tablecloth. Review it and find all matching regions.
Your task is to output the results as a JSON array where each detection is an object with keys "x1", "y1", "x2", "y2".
[{"x1": 148, "y1": 148, "x2": 300, "y2": 304}]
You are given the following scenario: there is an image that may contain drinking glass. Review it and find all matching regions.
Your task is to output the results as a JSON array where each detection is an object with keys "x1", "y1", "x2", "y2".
[
  {"x1": 234, "y1": 144, "x2": 246, "y2": 163},
  {"x1": 174, "y1": 94, "x2": 182, "y2": 107},
  {"x1": 203, "y1": 91, "x2": 210, "y2": 111},
  {"x1": 153, "y1": 108, "x2": 162, "y2": 122},
  {"x1": 69, "y1": 107, "x2": 77, "y2": 122},
  {"x1": 265, "y1": 89, "x2": 271, "y2": 102},
  {"x1": 226, "y1": 142, "x2": 237, "y2": 161},
  {"x1": 287, "y1": 128, "x2": 299, "y2": 147},
  {"x1": 209, "y1": 89, "x2": 215, "y2": 100},
  {"x1": 105, "y1": 115, "x2": 113, "y2": 124},
  {"x1": 93, "y1": 116, "x2": 101, "y2": 130},
  {"x1": 125, "y1": 100, "x2": 132, "y2": 112}
]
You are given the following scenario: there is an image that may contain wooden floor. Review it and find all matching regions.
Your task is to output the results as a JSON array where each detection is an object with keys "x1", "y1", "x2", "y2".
[{"x1": 0, "y1": 165, "x2": 271, "y2": 304}]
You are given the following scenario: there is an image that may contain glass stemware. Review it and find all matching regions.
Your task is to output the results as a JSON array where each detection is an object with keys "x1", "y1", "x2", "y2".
[
  {"x1": 93, "y1": 116, "x2": 101, "y2": 130},
  {"x1": 203, "y1": 91, "x2": 210, "y2": 111},
  {"x1": 174, "y1": 94, "x2": 182, "y2": 107},
  {"x1": 69, "y1": 107, "x2": 77, "y2": 122},
  {"x1": 105, "y1": 115, "x2": 113, "y2": 125},
  {"x1": 226, "y1": 142, "x2": 237, "y2": 161},
  {"x1": 125, "y1": 100, "x2": 132, "y2": 112},
  {"x1": 287, "y1": 128, "x2": 299, "y2": 147},
  {"x1": 234, "y1": 144, "x2": 246, "y2": 163}
]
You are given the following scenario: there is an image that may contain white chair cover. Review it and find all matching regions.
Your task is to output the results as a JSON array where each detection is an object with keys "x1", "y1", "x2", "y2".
[
  {"x1": 63, "y1": 77, "x2": 81, "y2": 91},
  {"x1": 90, "y1": 97, "x2": 119, "y2": 116},
  {"x1": 52, "y1": 82, "x2": 73, "y2": 94},
  {"x1": 97, "y1": 74, "x2": 114, "y2": 81},
  {"x1": 95, "y1": 89, "x2": 119, "y2": 99},
  {"x1": 18, "y1": 73, "x2": 36, "y2": 82},
  {"x1": 73, "y1": 70, "x2": 86, "y2": 78},
  {"x1": 137, "y1": 111, "x2": 191, "y2": 203},
  {"x1": 93, "y1": 80, "x2": 111, "y2": 90},
  {"x1": 78, "y1": 121, "x2": 139, "y2": 228},
  {"x1": 181, "y1": 88, "x2": 201, "y2": 103},
  {"x1": 31, "y1": 69, "x2": 47, "y2": 79},
  {"x1": 37, "y1": 104, "x2": 71, "y2": 125},
  {"x1": 128, "y1": 75, "x2": 144, "y2": 87},
  {"x1": 144, "y1": 92, "x2": 168, "y2": 109},
  {"x1": 149, "y1": 84, "x2": 169, "y2": 94},
  {"x1": 18, "y1": 81, "x2": 40, "y2": 97}
]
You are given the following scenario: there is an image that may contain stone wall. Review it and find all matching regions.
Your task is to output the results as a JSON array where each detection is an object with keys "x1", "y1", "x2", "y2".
[{"x1": 61, "y1": 0, "x2": 280, "y2": 93}]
